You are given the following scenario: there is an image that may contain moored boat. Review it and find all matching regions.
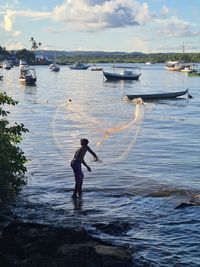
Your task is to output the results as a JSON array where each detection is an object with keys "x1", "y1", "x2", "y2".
[
  {"x1": 91, "y1": 67, "x2": 103, "y2": 71},
  {"x1": 19, "y1": 67, "x2": 36, "y2": 85},
  {"x1": 125, "y1": 89, "x2": 189, "y2": 101},
  {"x1": 103, "y1": 66, "x2": 141, "y2": 81},
  {"x1": 188, "y1": 72, "x2": 200, "y2": 77},
  {"x1": 181, "y1": 64, "x2": 198, "y2": 73},
  {"x1": 69, "y1": 62, "x2": 90, "y2": 70},
  {"x1": 165, "y1": 61, "x2": 192, "y2": 71},
  {"x1": 49, "y1": 62, "x2": 60, "y2": 72},
  {"x1": 2, "y1": 60, "x2": 11, "y2": 70},
  {"x1": 19, "y1": 59, "x2": 29, "y2": 69}
]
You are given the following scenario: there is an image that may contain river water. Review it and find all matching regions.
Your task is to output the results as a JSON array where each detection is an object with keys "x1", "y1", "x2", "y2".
[{"x1": 1, "y1": 63, "x2": 200, "y2": 266}]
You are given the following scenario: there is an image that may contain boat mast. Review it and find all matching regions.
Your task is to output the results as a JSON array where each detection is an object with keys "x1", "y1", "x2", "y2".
[{"x1": 182, "y1": 41, "x2": 185, "y2": 53}]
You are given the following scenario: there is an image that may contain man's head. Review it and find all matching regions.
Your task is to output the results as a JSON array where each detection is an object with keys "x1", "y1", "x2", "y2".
[{"x1": 80, "y1": 138, "x2": 89, "y2": 146}]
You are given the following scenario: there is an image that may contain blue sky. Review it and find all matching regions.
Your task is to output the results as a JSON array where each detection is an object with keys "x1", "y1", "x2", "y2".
[{"x1": 0, "y1": 0, "x2": 199, "y2": 52}]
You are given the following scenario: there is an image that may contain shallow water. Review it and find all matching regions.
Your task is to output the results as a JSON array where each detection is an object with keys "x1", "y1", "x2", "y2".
[{"x1": 1, "y1": 63, "x2": 200, "y2": 266}]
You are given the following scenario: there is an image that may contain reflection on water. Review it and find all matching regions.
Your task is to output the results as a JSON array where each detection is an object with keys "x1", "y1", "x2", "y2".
[{"x1": 1, "y1": 64, "x2": 200, "y2": 266}]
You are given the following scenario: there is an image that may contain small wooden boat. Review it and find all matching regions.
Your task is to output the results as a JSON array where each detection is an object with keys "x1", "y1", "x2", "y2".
[
  {"x1": 69, "y1": 62, "x2": 90, "y2": 70},
  {"x1": 103, "y1": 66, "x2": 141, "y2": 81},
  {"x1": 91, "y1": 67, "x2": 103, "y2": 71},
  {"x1": 126, "y1": 89, "x2": 189, "y2": 101}
]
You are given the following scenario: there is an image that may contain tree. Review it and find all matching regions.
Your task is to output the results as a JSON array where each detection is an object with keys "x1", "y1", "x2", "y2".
[
  {"x1": 15, "y1": 49, "x2": 35, "y2": 64},
  {"x1": 0, "y1": 92, "x2": 29, "y2": 199},
  {"x1": 30, "y1": 37, "x2": 41, "y2": 52}
]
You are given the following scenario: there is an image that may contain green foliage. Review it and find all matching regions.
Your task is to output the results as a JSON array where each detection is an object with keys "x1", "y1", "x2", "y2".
[
  {"x1": 15, "y1": 49, "x2": 35, "y2": 64},
  {"x1": 0, "y1": 92, "x2": 29, "y2": 199},
  {"x1": 58, "y1": 52, "x2": 200, "y2": 64}
]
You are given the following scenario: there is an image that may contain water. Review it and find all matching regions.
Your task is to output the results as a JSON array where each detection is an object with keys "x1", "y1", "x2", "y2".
[{"x1": 1, "y1": 64, "x2": 200, "y2": 266}]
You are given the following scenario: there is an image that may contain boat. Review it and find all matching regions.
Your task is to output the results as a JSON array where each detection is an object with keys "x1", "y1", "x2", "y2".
[
  {"x1": 2, "y1": 60, "x2": 11, "y2": 70},
  {"x1": 91, "y1": 67, "x2": 103, "y2": 71},
  {"x1": 19, "y1": 59, "x2": 29, "y2": 69},
  {"x1": 188, "y1": 72, "x2": 200, "y2": 77},
  {"x1": 181, "y1": 64, "x2": 198, "y2": 73},
  {"x1": 49, "y1": 62, "x2": 60, "y2": 72},
  {"x1": 125, "y1": 89, "x2": 189, "y2": 101},
  {"x1": 0, "y1": 75, "x2": 3, "y2": 80},
  {"x1": 69, "y1": 62, "x2": 90, "y2": 70},
  {"x1": 165, "y1": 61, "x2": 192, "y2": 71},
  {"x1": 19, "y1": 67, "x2": 36, "y2": 85},
  {"x1": 103, "y1": 66, "x2": 141, "y2": 81}
]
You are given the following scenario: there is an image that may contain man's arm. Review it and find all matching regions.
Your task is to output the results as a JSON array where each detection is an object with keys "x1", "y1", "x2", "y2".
[
  {"x1": 87, "y1": 147, "x2": 98, "y2": 160},
  {"x1": 82, "y1": 160, "x2": 91, "y2": 172}
]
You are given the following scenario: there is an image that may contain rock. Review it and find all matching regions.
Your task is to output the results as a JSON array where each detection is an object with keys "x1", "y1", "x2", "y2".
[
  {"x1": 93, "y1": 221, "x2": 131, "y2": 236},
  {"x1": 0, "y1": 222, "x2": 133, "y2": 267}
]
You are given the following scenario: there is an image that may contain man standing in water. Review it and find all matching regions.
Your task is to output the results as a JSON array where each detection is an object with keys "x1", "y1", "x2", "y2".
[{"x1": 71, "y1": 138, "x2": 98, "y2": 199}]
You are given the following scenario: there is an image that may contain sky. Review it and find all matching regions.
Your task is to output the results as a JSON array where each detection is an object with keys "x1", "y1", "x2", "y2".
[{"x1": 0, "y1": 0, "x2": 199, "y2": 53}]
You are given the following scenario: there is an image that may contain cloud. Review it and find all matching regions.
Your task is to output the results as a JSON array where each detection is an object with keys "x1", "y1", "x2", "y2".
[
  {"x1": 2, "y1": 9, "x2": 21, "y2": 36},
  {"x1": 5, "y1": 41, "x2": 24, "y2": 50},
  {"x1": 3, "y1": 9, "x2": 14, "y2": 32},
  {"x1": 52, "y1": 0, "x2": 154, "y2": 32},
  {"x1": 15, "y1": 10, "x2": 51, "y2": 20},
  {"x1": 160, "y1": 6, "x2": 169, "y2": 18},
  {"x1": 156, "y1": 17, "x2": 200, "y2": 37},
  {"x1": 129, "y1": 36, "x2": 147, "y2": 52}
]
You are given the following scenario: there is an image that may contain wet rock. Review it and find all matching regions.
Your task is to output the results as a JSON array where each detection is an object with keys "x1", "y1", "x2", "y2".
[
  {"x1": 93, "y1": 221, "x2": 131, "y2": 236},
  {"x1": 175, "y1": 194, "x2": 200, "y2": 209},
  {"x1": 0, "y1": 222, "x2": 133, "y2": 267}
]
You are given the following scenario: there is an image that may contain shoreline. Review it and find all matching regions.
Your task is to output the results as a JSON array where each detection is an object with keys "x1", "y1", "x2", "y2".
[{"x1": 0, "y1": 206, "x2": 133, "y2": 267}]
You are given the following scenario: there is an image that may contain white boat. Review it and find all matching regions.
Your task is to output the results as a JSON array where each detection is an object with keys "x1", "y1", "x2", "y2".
[
  {"x1": 165, "y1": 61, "x2": 191, "y2": 71},
  {"x1": 181, "y1": 64, "x2": 198, "y2": 73},
  {"x1": 19, "y1": 67, "x2": 36, "y2": 85},
  {"x1": 69, "y1": 62, "x2": 90, "y2": 70},
  {"x1": 103, "y1": 66, "x2": 141, "y2": 81},
  {"x1": 19, "y1": 60, "x2": 29, "y2": 69},
  {"x1": 2, "y1": 60, "x2": 11, "y2": 70},
  {"x1": 49, "y1": 62, "x2": 60, "y2": 72}
]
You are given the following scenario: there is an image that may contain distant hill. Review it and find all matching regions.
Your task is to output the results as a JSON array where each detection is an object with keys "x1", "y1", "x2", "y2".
[{"x1": 37, "y1": 50, "x2": 145, "y2": 60}]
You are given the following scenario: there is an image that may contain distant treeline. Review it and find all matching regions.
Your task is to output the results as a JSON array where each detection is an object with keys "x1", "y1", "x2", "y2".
[
  {"x1": 1, "y1": 45, "x2": 200, "y2": 64},
  {"x1": 58, "y1": 52, "x2": 200, "y2": 64}
]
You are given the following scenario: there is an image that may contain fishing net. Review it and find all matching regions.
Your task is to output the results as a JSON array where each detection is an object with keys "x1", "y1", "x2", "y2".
[{"x1": 52, "y1": 97, "x2": 152, "y2": 164}]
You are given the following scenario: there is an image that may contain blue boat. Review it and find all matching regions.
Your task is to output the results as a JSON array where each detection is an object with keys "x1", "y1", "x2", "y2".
[{"x1": 103, "y1": 66, "x2": 141, "y2": 81}]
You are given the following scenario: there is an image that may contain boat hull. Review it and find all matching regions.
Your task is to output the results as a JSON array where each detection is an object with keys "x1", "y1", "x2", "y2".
[
  {"x1": 19, "y1": 78, "x2": 36, "y2": 85},
  {"x1": 126, "y1": 89, "x2": 189, "y2": 101},
  {"x1": 103, "y1": 71, "x2": 141, "y2": 81},
  {"x1": 69, "y1": 66, "x2": 89, "y2": 70}
]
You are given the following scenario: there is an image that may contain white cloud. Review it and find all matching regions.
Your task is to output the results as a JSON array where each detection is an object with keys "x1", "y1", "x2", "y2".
[
  {"x1": 160, "y1": 6, "x2": 169, "y2": 18},
  {"x1": 5, "y1": 41, "x2": 24, "y2": 50},
  {"x1": 156, "y1": 17, "x2": 200, "y2": 37},
  {"x1": 52, "y1": 0, "x2": 154, "y2": 32},
  {"x1": 3, "y1": 9, "x2": 14, "y2": 32},
  {"x1": 2, "y1": 9, "x2": 21, "y2": 36},
  {"x1": 15, "y1": 10, "x2": 51, "y2": 20}
]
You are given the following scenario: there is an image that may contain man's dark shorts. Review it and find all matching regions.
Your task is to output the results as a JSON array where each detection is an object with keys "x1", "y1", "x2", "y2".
[{"x1": 71, "y1": 160, "x2": 84, "y2": 182}]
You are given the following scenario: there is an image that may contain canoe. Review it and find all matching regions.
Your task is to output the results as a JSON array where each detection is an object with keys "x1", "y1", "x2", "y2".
[{"x1": 126, "y1": 89, "x2": 189, "y2": 101}]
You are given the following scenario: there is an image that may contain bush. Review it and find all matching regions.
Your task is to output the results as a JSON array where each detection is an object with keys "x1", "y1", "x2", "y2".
[{"x1": 0, "y1": 92, "x2": 28, "y2": 199}]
